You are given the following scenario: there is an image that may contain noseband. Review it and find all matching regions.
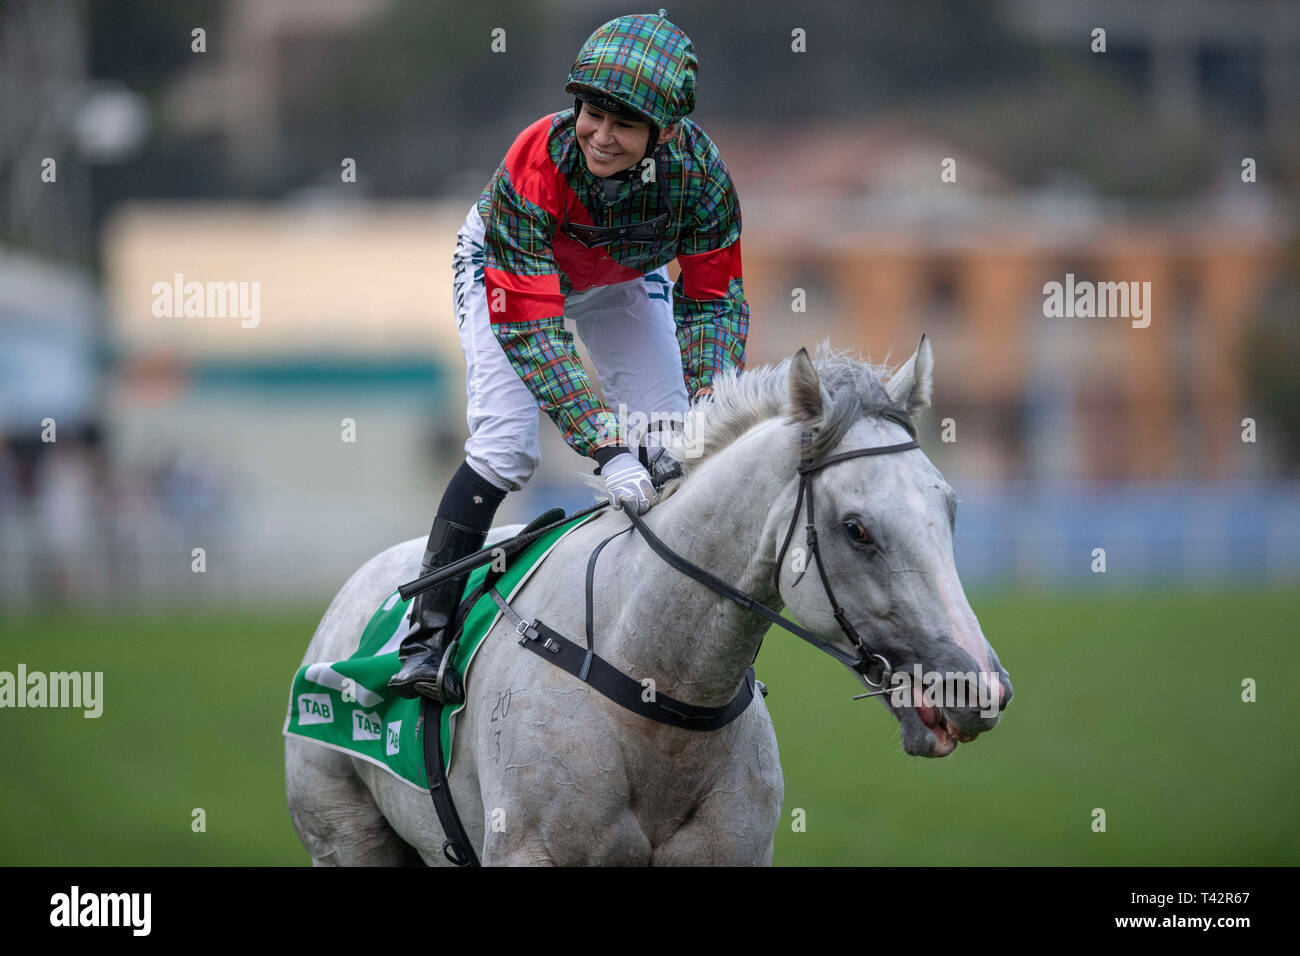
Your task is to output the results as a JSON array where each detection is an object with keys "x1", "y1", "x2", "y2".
[{"x1": 773, "y1": 420, "x2": 919, "y2": 692}]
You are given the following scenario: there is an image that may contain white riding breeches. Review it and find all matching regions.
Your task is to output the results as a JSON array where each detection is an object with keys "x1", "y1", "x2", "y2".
[{"x1": 452, "y1": 203, "x2": 690, "y2": 493}]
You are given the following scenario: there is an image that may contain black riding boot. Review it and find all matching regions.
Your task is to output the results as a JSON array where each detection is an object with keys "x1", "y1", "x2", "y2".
[{"x1": 387, "y1": 517, "x2": 486, "y2": 702}]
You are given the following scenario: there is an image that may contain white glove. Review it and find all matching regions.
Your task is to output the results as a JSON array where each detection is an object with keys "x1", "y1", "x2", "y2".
[{"x1": 600, "y1": 452, "x2": 657, "y2": 514}]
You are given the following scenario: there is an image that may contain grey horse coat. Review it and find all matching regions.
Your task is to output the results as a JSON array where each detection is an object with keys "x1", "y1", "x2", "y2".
[{"x1": 285, "y1": 341, "x2": 1011, "y2": 865}]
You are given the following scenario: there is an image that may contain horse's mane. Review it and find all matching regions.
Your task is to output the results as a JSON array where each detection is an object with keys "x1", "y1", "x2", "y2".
[{"x1": 578, "y1": 342, "x2": 913, "y2": 502}]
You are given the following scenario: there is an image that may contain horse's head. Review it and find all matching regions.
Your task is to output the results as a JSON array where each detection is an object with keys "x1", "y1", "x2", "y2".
[{"x1": 772, "y1": 339, "x2": 1012, "y2": 757}]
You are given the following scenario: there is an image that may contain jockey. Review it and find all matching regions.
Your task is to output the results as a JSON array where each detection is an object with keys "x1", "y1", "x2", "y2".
[{"x1": 390, "y1": 10, "x2": 748, "y2": 702}]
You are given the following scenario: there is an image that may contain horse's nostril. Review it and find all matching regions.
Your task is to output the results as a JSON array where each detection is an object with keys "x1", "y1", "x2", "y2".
[{"x1": 999, "y1": 675, "x2": 1013, "y2": 711}]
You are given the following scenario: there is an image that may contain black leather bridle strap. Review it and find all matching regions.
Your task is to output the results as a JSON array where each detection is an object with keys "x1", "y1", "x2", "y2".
[
  {"x1": 803, "y1": 459, "x2": 870, "y2": 662},
  {"x1": 631, "y1": 436, "x2": 922, "y2": 680},
  {"x1": 622, "y1": 508, "x2": 865, "y2": 671},
  {"x1": 774, "y1": 464, "x2": 810, "y2": 591},
  {"x1": 777, "y1": 437, "x2": 920, "y2": 682},
  {"x1": 801, "y1": 440, "x2": 920, "y2": 472},
  {"x1": 773, "y1": 438, "x2": 919, "y2": 592}
]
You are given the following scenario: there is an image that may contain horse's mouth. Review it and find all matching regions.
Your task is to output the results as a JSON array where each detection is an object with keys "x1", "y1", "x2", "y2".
[
  {"x1": 919, "y1": 701, "x2": 979, "y2": 742},
  {"x1": 895, "y1": 700, "x2": 978, "y2": 758}
]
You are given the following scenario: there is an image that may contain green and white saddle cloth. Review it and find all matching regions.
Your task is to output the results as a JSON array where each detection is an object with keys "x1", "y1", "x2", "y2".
[{"x1": 283, "y1": 512, "x2": 597, "y2": 790}]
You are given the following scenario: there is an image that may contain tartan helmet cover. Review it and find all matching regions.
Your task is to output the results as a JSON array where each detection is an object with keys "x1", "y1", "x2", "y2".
[{"x1": 564, "y1": 11, "x2": 697, "y2": 130}]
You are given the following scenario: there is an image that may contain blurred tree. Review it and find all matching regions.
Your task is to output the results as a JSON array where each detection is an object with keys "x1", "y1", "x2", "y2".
[
  {"x1": 278, "y1": 0, "x2": 549, "y2": 197},
  {"x1": 57, "y1": 0, "x2": 1300, "y2": 204},
  {"x1": 1242, "y1": 236, "x2": 1300, "y2": 474}
]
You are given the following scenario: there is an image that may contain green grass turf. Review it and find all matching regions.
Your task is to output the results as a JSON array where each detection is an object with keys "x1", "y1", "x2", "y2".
[{"x1": 1, "y1": 588, "x2": 1295, "y2": 865}]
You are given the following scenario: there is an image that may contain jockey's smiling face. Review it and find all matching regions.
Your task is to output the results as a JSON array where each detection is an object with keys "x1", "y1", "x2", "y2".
[{"x1": 575, "y1": 102, "x2": 675, "y2": 176}]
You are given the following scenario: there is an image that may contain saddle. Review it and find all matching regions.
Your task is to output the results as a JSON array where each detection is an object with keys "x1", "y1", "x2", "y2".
[{"x1": 443, "y1": 506, "x2": 566, "y2": 646}]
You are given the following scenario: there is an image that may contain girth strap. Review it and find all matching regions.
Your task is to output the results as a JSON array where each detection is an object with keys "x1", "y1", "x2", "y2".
[
  {"x1": 493, "y1": 517, "x2": 758, "y2": 730},
  {"x1": 420, "y1": 697, "x2": 480, "y2": 867},
  {"x1": 488, "y1": 587, "x2": 754, "y2": 730},
  {"x1": 584, "y1": 525, "x2": 634, "y2": 680}
]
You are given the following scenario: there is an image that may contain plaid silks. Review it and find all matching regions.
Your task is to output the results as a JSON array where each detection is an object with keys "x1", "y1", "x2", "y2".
[
  {"x1": 474, "y1": 109, "x2": 747, "y2": 458},
  {"x1": 675, "y1": 275, "x2": 748, "y2": 400},
  {"x1": 490, "y1": 316, "x2": 621, "y2": 456},
  {"x1": 564, "y1": 12, "x2": 697, "y2": 129}
]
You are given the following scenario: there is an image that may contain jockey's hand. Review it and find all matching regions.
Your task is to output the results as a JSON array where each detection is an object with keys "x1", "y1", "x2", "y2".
[{"x1": 600, "y1": 452, "x2": 657, "y2": 514}]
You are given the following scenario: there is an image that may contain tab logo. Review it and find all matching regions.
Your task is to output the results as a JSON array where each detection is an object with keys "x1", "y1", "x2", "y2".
[
  {"x1": 386, "y1": 720, "x2": 402, "y2": 756},
  {"x1": 298, "y1": 693, "x2": 334, "y2": 725},
  {"x1": 352, "y1": 709, "x2": 381, "y2": 741}
]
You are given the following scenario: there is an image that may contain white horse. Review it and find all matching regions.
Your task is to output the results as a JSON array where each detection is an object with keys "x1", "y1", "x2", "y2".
[{"x1": 285, "y1": 339, "x2": 1012, "y2": 865}]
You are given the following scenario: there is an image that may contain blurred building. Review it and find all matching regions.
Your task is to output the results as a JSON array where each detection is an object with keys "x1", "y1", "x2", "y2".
[
  {"x1": 0, "y1": 251, "x2": 108, "y2": 604},
  {"x1": 78, "y1": 172, "x2": 1298, "y2": 603},
  {"x1": 2, "y1": 0, "x2": 1298, "y2": 605},
  {"x1": 94, "y1": 202, "x2": 461, "y2": 603},
  {"x1": 720, "y1": 123, "x2": 1289, "y2": 482}
]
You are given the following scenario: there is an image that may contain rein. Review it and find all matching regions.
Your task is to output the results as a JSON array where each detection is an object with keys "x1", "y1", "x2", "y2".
[
  {"x1": 624, "y1": 433, "x2": 920, "y2": 696},
  {"x1": 623, "y1": 508, "x2": 863, "y2": 672}
]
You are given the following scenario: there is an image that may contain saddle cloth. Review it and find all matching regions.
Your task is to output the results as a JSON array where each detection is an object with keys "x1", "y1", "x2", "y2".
[{"x1": 283, "y1": 512, "x2": 599, "y2": 789}]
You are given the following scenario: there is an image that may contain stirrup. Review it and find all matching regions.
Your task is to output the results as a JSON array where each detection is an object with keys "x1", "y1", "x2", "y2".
[{"x1": 415, "y1": 638, "x2": 462, "y2": 704}]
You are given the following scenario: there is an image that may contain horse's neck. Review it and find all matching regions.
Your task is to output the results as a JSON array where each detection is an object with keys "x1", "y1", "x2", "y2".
[{"x1": 608, "y1": 420, "x2": 794, "y2": 706}]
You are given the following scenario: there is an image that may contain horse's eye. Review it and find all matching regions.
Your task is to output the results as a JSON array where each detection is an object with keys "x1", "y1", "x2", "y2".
[{"x1": 843, "y1": 519, "x2": 872, "y2": 546}]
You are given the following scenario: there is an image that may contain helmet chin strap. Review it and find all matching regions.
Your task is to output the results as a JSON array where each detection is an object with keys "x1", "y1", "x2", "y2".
[
  {"x1": 581, "y1": 145, "x2": 659, "y2": 208},
  {"x1": 643, "y1": 123, "x2": 661, "y2": 161},
  {"x1": 595, "y1": 175, "x2": 626, "y2": 206}
]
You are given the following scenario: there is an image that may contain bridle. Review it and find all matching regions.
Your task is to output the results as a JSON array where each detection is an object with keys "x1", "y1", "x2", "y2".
[
  {"x1": 772, "y1": 418, "x2": 919, "y2": 695},
  {"x1": 623, "y1": 414, "x2": 921, "y2": 698},
  {"x1": 401, "y1": 416, "x2": 925, "y2": 703}
]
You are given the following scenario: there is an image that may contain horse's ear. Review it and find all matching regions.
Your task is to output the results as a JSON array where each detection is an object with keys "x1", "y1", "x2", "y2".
[
  {"x1": 789, "y1": 347, "x2": 824, "y2": 424},
  {"x1": 885, "y1": 334, "x2": 934, "y2": 419}
]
